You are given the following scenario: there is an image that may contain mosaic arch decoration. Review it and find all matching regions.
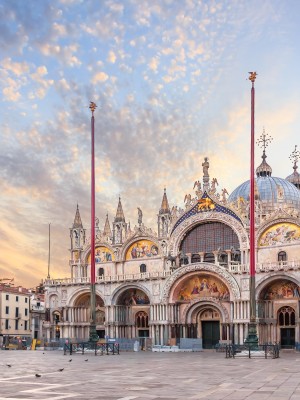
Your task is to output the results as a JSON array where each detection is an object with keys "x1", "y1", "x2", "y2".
[
  {"x1": 162, "y1": 263, "x2": 241, "y2": 301},
  {"x1": 125, "y1": 239, "x2": 159, "y2": 260},
  {"x1": 74, "y1": 293, "x2": 104, "y2": 307},
  {"x1": 174, "y1": 274, "x2": 230, "y2": 302},
  {"x1": 171, "y1": 192, "x2": 242, "y2": 234},
  {"x1": 259, "y1": 222, "x2": 300, "y2": 247},
  {"x1": 87, "y1": 246, "x2": 114, "y2": 263},
  {"x1": 117, "y1": 289, "x2": 150, "y2": 306},
  {"x1": 261, "y1": 279, "x2": 300, "y2": 300}
]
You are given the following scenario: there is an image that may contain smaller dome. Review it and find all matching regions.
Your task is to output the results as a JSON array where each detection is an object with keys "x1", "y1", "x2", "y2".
[
  {"x1": 286, "y1": 169, "x2": 300, "y2": 189},
  {"x1": 256, "y1": 151, "x2": 272, "y2": 177}
]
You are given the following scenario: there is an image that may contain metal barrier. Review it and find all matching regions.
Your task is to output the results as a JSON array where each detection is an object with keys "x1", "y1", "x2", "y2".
[
  {"x1": 64, "y1": 342, "x2": 120, "y2": 356},
  {"x1": 225, "y1": 343, "x2": 280, "y2": 359}
]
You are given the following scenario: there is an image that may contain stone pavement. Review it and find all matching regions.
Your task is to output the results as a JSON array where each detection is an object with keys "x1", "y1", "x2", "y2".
[{"x1": 0, "y1": 349, "x2": 300, "y2": 400}]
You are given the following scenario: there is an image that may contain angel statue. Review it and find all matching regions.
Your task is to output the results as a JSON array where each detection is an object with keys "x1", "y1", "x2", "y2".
[
  {"x1": 193, "y1": 180, "x2": 201, "y2": 191},
  {"x1": 184, "y1": 193, "x2": 192, "y2": 206},
  {"x1": 221, "y1": 188, "x2": 229, "y2": 202},
  {"x1": 210, "y1": 177, "x2": 219, "y2": 193}
]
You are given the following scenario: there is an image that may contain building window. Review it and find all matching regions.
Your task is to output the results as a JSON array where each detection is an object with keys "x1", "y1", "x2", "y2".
[
  {"x1": 5, "y1": 319, "x2": 9, "y2": 329},
  {"x1": 278, "y1": 306, "x2": 295, "y2": 326},
  {"x1": 15, "y1": 307, "x2": 19, "y2": 318},
  {"x1": 136, "y1": 311, "x2": 149, "y2": 328},
  {"x1": 15, "y1": 320, "x2": 19, "y2": 330},
  {"x1": 6, "y1": 294, "x2": 9, "y2": 300},
  {"x1": 25, "y1": 298, "x2": 28, "y2": 303},
  {"x1": 16, "y1": 296, "x2": 19, "y2": 302},
  {"x1": 5, "y1": 306, "x2": 9, "y2": 314},
  {"x1": 278, "y1": 251, "x2": 287, "y2": 262},
  {"x1": 25, "y1": 321, "x2": 28, "y2": 330},
  {"x1": 180, "y1": 221, "x2": 240, "y2": 255},
  {"x1": 37, "y1": 302, "x2": 40, "y2": 307},
  {"x1": 25, "y1": 309, "x2": 28, "y2": 316},
  {"x1": 140, "y1": 264, "x2": 147, "y2": 273},
  {"x1": 98, "y1": 267, "x2": 104, "y2": 276}
]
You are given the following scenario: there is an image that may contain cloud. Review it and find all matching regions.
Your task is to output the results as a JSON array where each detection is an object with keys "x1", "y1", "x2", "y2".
[
  {"x1": 92, "y1": 71, "x2": 109, "y2": 83},
  {"x1": 39, "y1": 43, "x2": 81, "y2": 67},
  {"x1": 107, "y1": 50, "x2": 117, "y2": 63},
  {"x1": 1, "y1": 57, "x2": 30, "y2": 76}
]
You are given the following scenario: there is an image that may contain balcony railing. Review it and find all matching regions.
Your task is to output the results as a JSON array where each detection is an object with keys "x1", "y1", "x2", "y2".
[
  {"x1": 44, "y1": 270, "x2": 172, "y2": 286},
  {"x1": 44, "y1": 260, "x2": 300, "y2": 287},
  {"x1": 257, "y1": 260, "x2": 300, "y2": 272}
]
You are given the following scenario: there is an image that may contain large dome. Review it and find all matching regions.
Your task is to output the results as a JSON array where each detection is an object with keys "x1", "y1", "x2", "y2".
[{"x1": 228, "y1": 176, "x2": 300, "y2": 209}]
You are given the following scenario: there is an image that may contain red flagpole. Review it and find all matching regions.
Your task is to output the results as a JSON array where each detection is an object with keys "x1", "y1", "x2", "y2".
[
  {"x1": 91, "y1": 108, "x2": 95, "y2": 285},
  {"x1": 245, "y1": 72, "x2": 258, "y2": 346},
  {"x1": 89, "y1": 102, "x2": 98, "y2": 342},
  {"x1": 250, "y1": 79, "x2": 255, "y2": 278}
]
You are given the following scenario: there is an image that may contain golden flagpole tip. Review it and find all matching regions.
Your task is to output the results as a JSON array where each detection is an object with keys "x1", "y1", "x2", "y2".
[
  {"x1": 89, "y1": 102, "x2": 97, "y2": 115},
  {"x1": 248, "y1": 72, "x2": 257, "y2": 83}
]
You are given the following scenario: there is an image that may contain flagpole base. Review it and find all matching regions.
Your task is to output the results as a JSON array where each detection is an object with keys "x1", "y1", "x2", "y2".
[{"x1": 244, "y1": 321, "x2": 259, "y2": 348}]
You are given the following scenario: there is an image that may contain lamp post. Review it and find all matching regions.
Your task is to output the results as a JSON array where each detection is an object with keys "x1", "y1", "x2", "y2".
[
  {"x1": 245, "y1": 72, "x2": 259, "y2": 347},
  {"x1": 89, "y1": 101, "x2": 99, "y2": 343}
]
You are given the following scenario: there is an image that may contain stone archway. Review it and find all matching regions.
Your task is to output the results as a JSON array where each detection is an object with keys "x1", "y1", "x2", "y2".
[
  {"x1": 257, "y1": 277, "x2": 300, "y2": 345},
  {"x1": 110, "y1": 285, "x2": 151, "y2": 341}
]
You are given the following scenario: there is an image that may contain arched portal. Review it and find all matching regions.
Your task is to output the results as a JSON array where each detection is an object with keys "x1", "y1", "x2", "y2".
[
  {"x1": 74, "y1": 293, "x2": 105, "y2": 339},
  {"x1": 257, "y1": 278, "x2": 300, "y2": 346},
  {"x1": 113, "y1": 288, "x2": 150, "y2": 345},
  {"x1": 198, "y1": 306, "x2": 221, "y2": 349}
]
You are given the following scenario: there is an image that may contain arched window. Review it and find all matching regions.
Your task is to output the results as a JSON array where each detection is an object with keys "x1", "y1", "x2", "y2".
[
  {"x1": 140, "y1": 264, "x2": 147, "y2": 273},
  {"x1": 278, "y1": 306, "x2": 295, "y2": 326},
  {"x1": 136, "y1": 311, "x2": 149, "y2": 328},
  {"x1": 180, "y1": 222, "x2": 240, "y2": 255},
  {"x1": 98, "y1": 267, "x2": 104, "y2": 277},
  {"x1": 278, "y1": 251, "x2": 287, "y2": 262}
]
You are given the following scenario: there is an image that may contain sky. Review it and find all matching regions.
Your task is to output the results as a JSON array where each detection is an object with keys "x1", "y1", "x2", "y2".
[{"x1": 1, "y1": 0, "x2": 300, "y2": 288}]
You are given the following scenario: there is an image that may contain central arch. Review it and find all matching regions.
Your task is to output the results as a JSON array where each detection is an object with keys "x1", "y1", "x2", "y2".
[{"x1": 162, "y1": 263, "x2": 241, "y2": 302}]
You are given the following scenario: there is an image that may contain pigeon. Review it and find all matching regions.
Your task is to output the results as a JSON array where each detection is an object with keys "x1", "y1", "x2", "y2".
[
  {"x1": 84, "y1": 359, "x2": 88, "y2": 362},
  {"x1": 35, "y1": 374, "x2": 41, "y2": 378},
  {"x1": 69, "y1": 359, "x2": 72, "y2": 362},
  {"x1": 58, "y1": 368, "x2": 64, "y2": 372},
  {"x1": 7, "y1": 364, "x2": 12, "y2": 368}
]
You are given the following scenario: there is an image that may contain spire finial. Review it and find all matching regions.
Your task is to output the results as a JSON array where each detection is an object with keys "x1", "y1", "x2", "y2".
[
  {"x1": 255, "y1": 128, "x2": 273, "y2": 177},
  {"x1": 289, "y1": 145, "x2": 300, "y2": 172},
  {"x1": 256, "y1": 127, "x2": 273, "y2": 162},
  {"x1": 89, "y1": 101, "x2": 97, "y2": 116}
]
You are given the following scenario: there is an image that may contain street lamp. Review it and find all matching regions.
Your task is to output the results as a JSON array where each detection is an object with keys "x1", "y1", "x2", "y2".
[
  {"x1": 89, "y1": 101, "x2": 99, "y2": 343},
  {"x1": 245, "y1": 72, "x2": 259, "y2": 347}
]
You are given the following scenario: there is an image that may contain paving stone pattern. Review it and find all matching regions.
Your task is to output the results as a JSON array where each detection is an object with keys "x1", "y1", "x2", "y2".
[{"x1": 0, "y1": 350, "x2": 300, "y2": 399}]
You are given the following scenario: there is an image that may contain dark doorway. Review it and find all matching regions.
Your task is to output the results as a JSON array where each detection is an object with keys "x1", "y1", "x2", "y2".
[
  {"x1": 280, "y1": 328, "x2": 295, "y2": 348},
  {"x1": 97, "y1": 329, "x2": 105, "y2": 339},
  {"x1": 138, "y1": 329, "x2": 149, "y2": 338},
  {"x1": 202, "y1": 321, "x2": 220, "y2": 349}
]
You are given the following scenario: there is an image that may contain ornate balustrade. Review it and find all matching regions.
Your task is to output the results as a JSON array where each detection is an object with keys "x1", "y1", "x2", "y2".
[
  {"x1": 257, "y1": 260, "x2": 300, "y2": 272},
  {"x1": 44, "y1": 270, "x2": 172, "y2": 287}
]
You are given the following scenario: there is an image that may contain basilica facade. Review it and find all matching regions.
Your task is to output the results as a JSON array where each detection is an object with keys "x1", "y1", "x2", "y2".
[{"x1": 44, "y1": 146, "x2": 300, "y2": 349}]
